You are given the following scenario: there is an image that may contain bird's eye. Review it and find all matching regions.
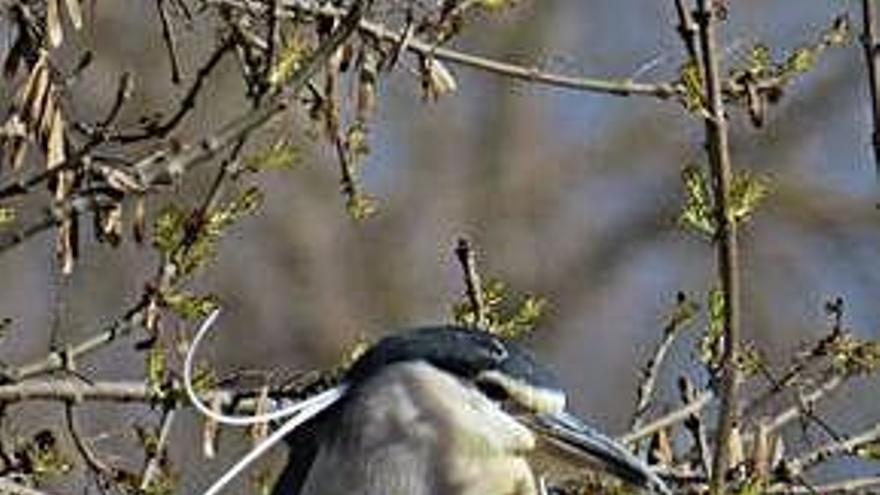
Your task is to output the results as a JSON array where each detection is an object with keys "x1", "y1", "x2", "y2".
[{"x1": 476, "y1": 379, "x2": 509, "y2": 402}]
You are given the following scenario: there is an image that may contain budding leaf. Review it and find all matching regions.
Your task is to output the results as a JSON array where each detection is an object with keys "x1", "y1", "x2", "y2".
[
  {"x1": 679, "y1": 164, "x2": 716, "y2": 238},
  {"x1": 730, "y1": 171, "x2": 771, "y2": 223}
]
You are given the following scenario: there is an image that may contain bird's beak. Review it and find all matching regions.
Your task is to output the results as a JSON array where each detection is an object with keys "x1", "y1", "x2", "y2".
[{"x1": 527, "y1": 412, "x2": 671, "y2": 495}]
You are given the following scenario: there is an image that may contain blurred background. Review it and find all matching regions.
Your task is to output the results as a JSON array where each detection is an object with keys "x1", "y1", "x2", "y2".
[{"x1": 0, "y1": 0, "x2": 877, "y2": 492}]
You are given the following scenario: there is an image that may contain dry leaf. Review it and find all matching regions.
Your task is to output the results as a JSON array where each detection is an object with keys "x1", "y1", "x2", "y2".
[
  {"x1": 250, "y1": 385, "x2": 270, "y2": 447},
  {"x1": 133, "y1": 196, "x2": 146, "y2": 244},
  {"x1": 648, "y1": 428, "x2": 674, "y2": 467},
  {"x1": 202, "y1": 395, "x2": 222, "y2": 459},
  {"x1": 47, "y1": 107, "x2": 66, "y2": 172},
  {"x1": 97, "y1": 202, "x2": 122, "y2": 246},
  {"x1": 751, "y1": 420, "x2": 770, "y2": 482},
  {"x1": 425, "y1": 58, "x2": 457, "y2": 98},
  {"x1": 47, "y1": 0, "x2": 63, "y2": 48},
  {"x1": 728, "y1": 424, "x2": 744, "y2": 467},
  {"x1": 63, "y1": 0, "x2": 83, "y2": 30}
]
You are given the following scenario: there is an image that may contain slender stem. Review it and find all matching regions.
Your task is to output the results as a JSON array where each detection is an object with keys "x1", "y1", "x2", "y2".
[
  {"x1": 454, "y1": 237, "x2": 488, "y2": 328},
  {"x1": 788, "y1": 422, "x2": 880, "y2": 475},
  {"x1": 621, "y1": 390, "x2": 714, "y2": 444},
  {"x1": 0, "y1": 479, "x2": 52, "y2": 495},
  {"x1": 694, "y1": 1, "x2": 741, "y2": 493},
  {"x1": 139, "y1": 407, "x2": 177, "y2": 490},
  {"x1": 862, "y1": 0, "x2": 880, "y2": 179},
  {"x1": 210, "y1": 0, "x2": 679, "y2": 99}
]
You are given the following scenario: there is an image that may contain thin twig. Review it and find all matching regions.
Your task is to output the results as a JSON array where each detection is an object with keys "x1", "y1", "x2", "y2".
[
  {"x1": 454, "y1": 237, "x2": 487, "y2": 328},
  {"x1": 139, "y1": 406, "x2": 176, "y2": 490},
  {"x1": 0, "y1": 478, "x2": 53, "y2": 495},
  {"x1": 630, "y1": 294, "x2": 692, "y2": 432},
  {"x1": 211, "y1": 0, "x2": 680, "y2": 99},
  {"x1": 862, "y1": 0, "x2": 880, "y2": 180},
  {"x1": 0, "y1": 379, "x2": 272, "y2": 410},
  {"x1": 694, "y1": 2, "x2": 742, "y2": 492},
  {"x1": 621, "y1": 390, "x2": 714, "y2": 444},
  {"x1": 678, "y1": 376, "x2": 712, "y2": 478},
  {"x1": 155, "y1": 0, "x2": 183, "y2": 84},
  {"x1": 264, "y1": 0, "x2": 280, "y2": 88},
  {"x1": 673, "y1": 0, "x2": 701, "y2": 67},
  {"x1": 112, "y1": 37, "x2": 235, "y2": 143},
  {"x1": 768, "y1": 475, "x2": 880, "y2": 494},
  {"x1": 64, "y1": 401, "x2": 117, "y2": 481},
  {"x1": 765, "y1": 374, "x2": 843, "y2": 434},
  {"x1": 787, "y1": 421, "x2": 880, "y2": 475},
  {"x1": 132, "y1": 0, "x2": 371, "y2": 189},
  {"x1": 1, "y1": 301, "x2": 147, "y2": 382}
]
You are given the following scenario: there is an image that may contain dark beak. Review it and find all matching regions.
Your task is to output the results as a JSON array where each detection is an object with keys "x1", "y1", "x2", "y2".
[{"x1": 529, "y1": 412, "x2": 671, "y2": 495}]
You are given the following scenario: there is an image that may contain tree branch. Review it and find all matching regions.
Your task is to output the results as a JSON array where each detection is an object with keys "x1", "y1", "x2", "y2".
[
  {"x1": 768, "y1": 475, "x2": 880, "y2": 494},
  {"x1": 621, "y1": 389, "x2": 714, "y2": 444},
  {"x1": 0, "y1": 478, "x2": 53, "y2": 495},
  {"x1": 694, "y1": 1, "x2": 742, "y2": 492},
  {"x1": 862, "y1": 0, "x2": 880, "y2": 179},
  {"x1": 211, "y1": 0, "x2": 680, "y2": 99},
  {"x1": 454, "y1": 237, "x2": 488, "y2": 328},
  {"x1": 787, "y1": 421, "x2": 880, "y2": 475}
]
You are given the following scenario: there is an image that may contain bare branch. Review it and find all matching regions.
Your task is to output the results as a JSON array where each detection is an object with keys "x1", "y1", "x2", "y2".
[
  {"x1": 672, "y1": 0, "x2": 701, "y2": 67},
  {"x1": 1, "y1": 302, "x2": 147, "y2": 382},
  {"x1": 64, "y1": 402, "x2": 117, "y2": 481},
  {"x1": 211, "y1": 0, "x2": 680, "y2": 99},
  {"x1": 764, "y1": 375, "x2": 843, "y2": 434},
  {"x1": 630, "y1": 295, "x2": 691, "y2": 431},
  {"x1": 155, "y1": 0, "x2": 183, "y2": 84},
  {"x1": 679, "y1": 376, "x2": 712, "y2": 478},
  {"x1": 139, "y1": 406, "x2": 176, "y2": 490},
  {"x1": 787, "y1": 422, "x2": 880, "y2": 475},
  {"x1": 768, "y1": 475, "x2": 880, "y2": 494},
  {"x1": 694, "y1": 1, "x2": 742, "y2": 492},
  {"x1": 621, "y1": 390, "x2": 714, "y2": 444},
  {"x1": 0, "y1": 478, "x2": 53, "y2": 495},
  {"x1": 862, "y1": 0, "x2": 880, "y2": 179},
  {"x1": 454, "y1": 237, "x2": 488, "y2": 328}
]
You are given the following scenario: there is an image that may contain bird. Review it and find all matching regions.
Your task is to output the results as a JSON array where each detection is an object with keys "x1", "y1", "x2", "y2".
[{"x1": 265, "y1": 325, "x2": 672, "y2": 495}]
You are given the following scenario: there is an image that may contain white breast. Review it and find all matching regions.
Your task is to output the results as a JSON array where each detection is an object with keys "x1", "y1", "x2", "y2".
[{"x1": 299, "y1": 361, "x2": 540, "y2": 495}]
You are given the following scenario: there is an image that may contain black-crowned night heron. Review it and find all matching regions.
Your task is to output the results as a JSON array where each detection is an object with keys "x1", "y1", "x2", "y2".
[{"x1": 186, "y1": 319, "x2": 671, "y2": 495}]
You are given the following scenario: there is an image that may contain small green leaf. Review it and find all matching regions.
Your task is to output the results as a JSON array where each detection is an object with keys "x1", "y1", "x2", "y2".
[
  {"x1": 858, "y1": 442, "x2": 880, "y2": 460},
  {"x1": 146, "y1": 346, "x2": 167, "y2": 395},
  {"x1": 747, "y1": 44, "x2": 773, "y2": 77},
  {"x1": 699, "y1": 288, "x2": 726, "y2": 368},
  {"x1": 678, "y1": 60, "x2": 705, "y2": 114},
  {"x1": 783, "y1": 47, "x2": 816, "y2": 75},
  {"x1": 730, "y1": 171, "x2": 771, "y2": 223},
  {"x1": 164, "y1": 291, "x2": 219, "y2": 321},
  {"x1": 451, "y1": 278, "x2": 548, "y2": 339},
  {"x1": 665, "y1": 292, "x2": 699, "y2": 333},
  {"x1": 268, "y1": 40, "x2": 308, "y2": 87},
  {"x1": 346, "y1": 193, "x2": 378, "y2": 220},
  {"x1": 245, "y1": 141, "x2": 301, "y2": 172},
  {"x1": 679, "y1": 164, "x2": 716, "y2": 238},
  {"x1": 152, "y1": 205, "x2": 187, "y2": 256},
  {"x1": 0, "y1": 207, "x2": 14, "y2": 225}
]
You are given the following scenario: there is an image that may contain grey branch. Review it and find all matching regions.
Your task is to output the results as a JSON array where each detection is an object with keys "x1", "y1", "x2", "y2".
[
  {"x1": 0, "y1": 379, "x2": 269, "y2": 411},
  {"x1": 629, "y1": 317, "x2": 683, "y2": 432},
  {"x1": 768, "y1": 475, "x2": 880, "y2": 494},
  {"x1": 0, "y1": 478, "x2": 53, "y2": 495},
  {"x1": 454, "y1": 237, "x2": 488, "y2": 328},
  {"x1": 210, "y1": 0, "x2": 680, "y2": 99},
  {"x1": 694, "y1": 1, "x2": 742, "y2": 492},
  {"x1": 621, "y1": 389, "x2": 714, "y2": 444},
  {"x1": 862, "y1": 0, "x2": 880, "y2": 178},
  {"x1": 787, "y1": 421, "x2": 880, "y2": 475}
]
